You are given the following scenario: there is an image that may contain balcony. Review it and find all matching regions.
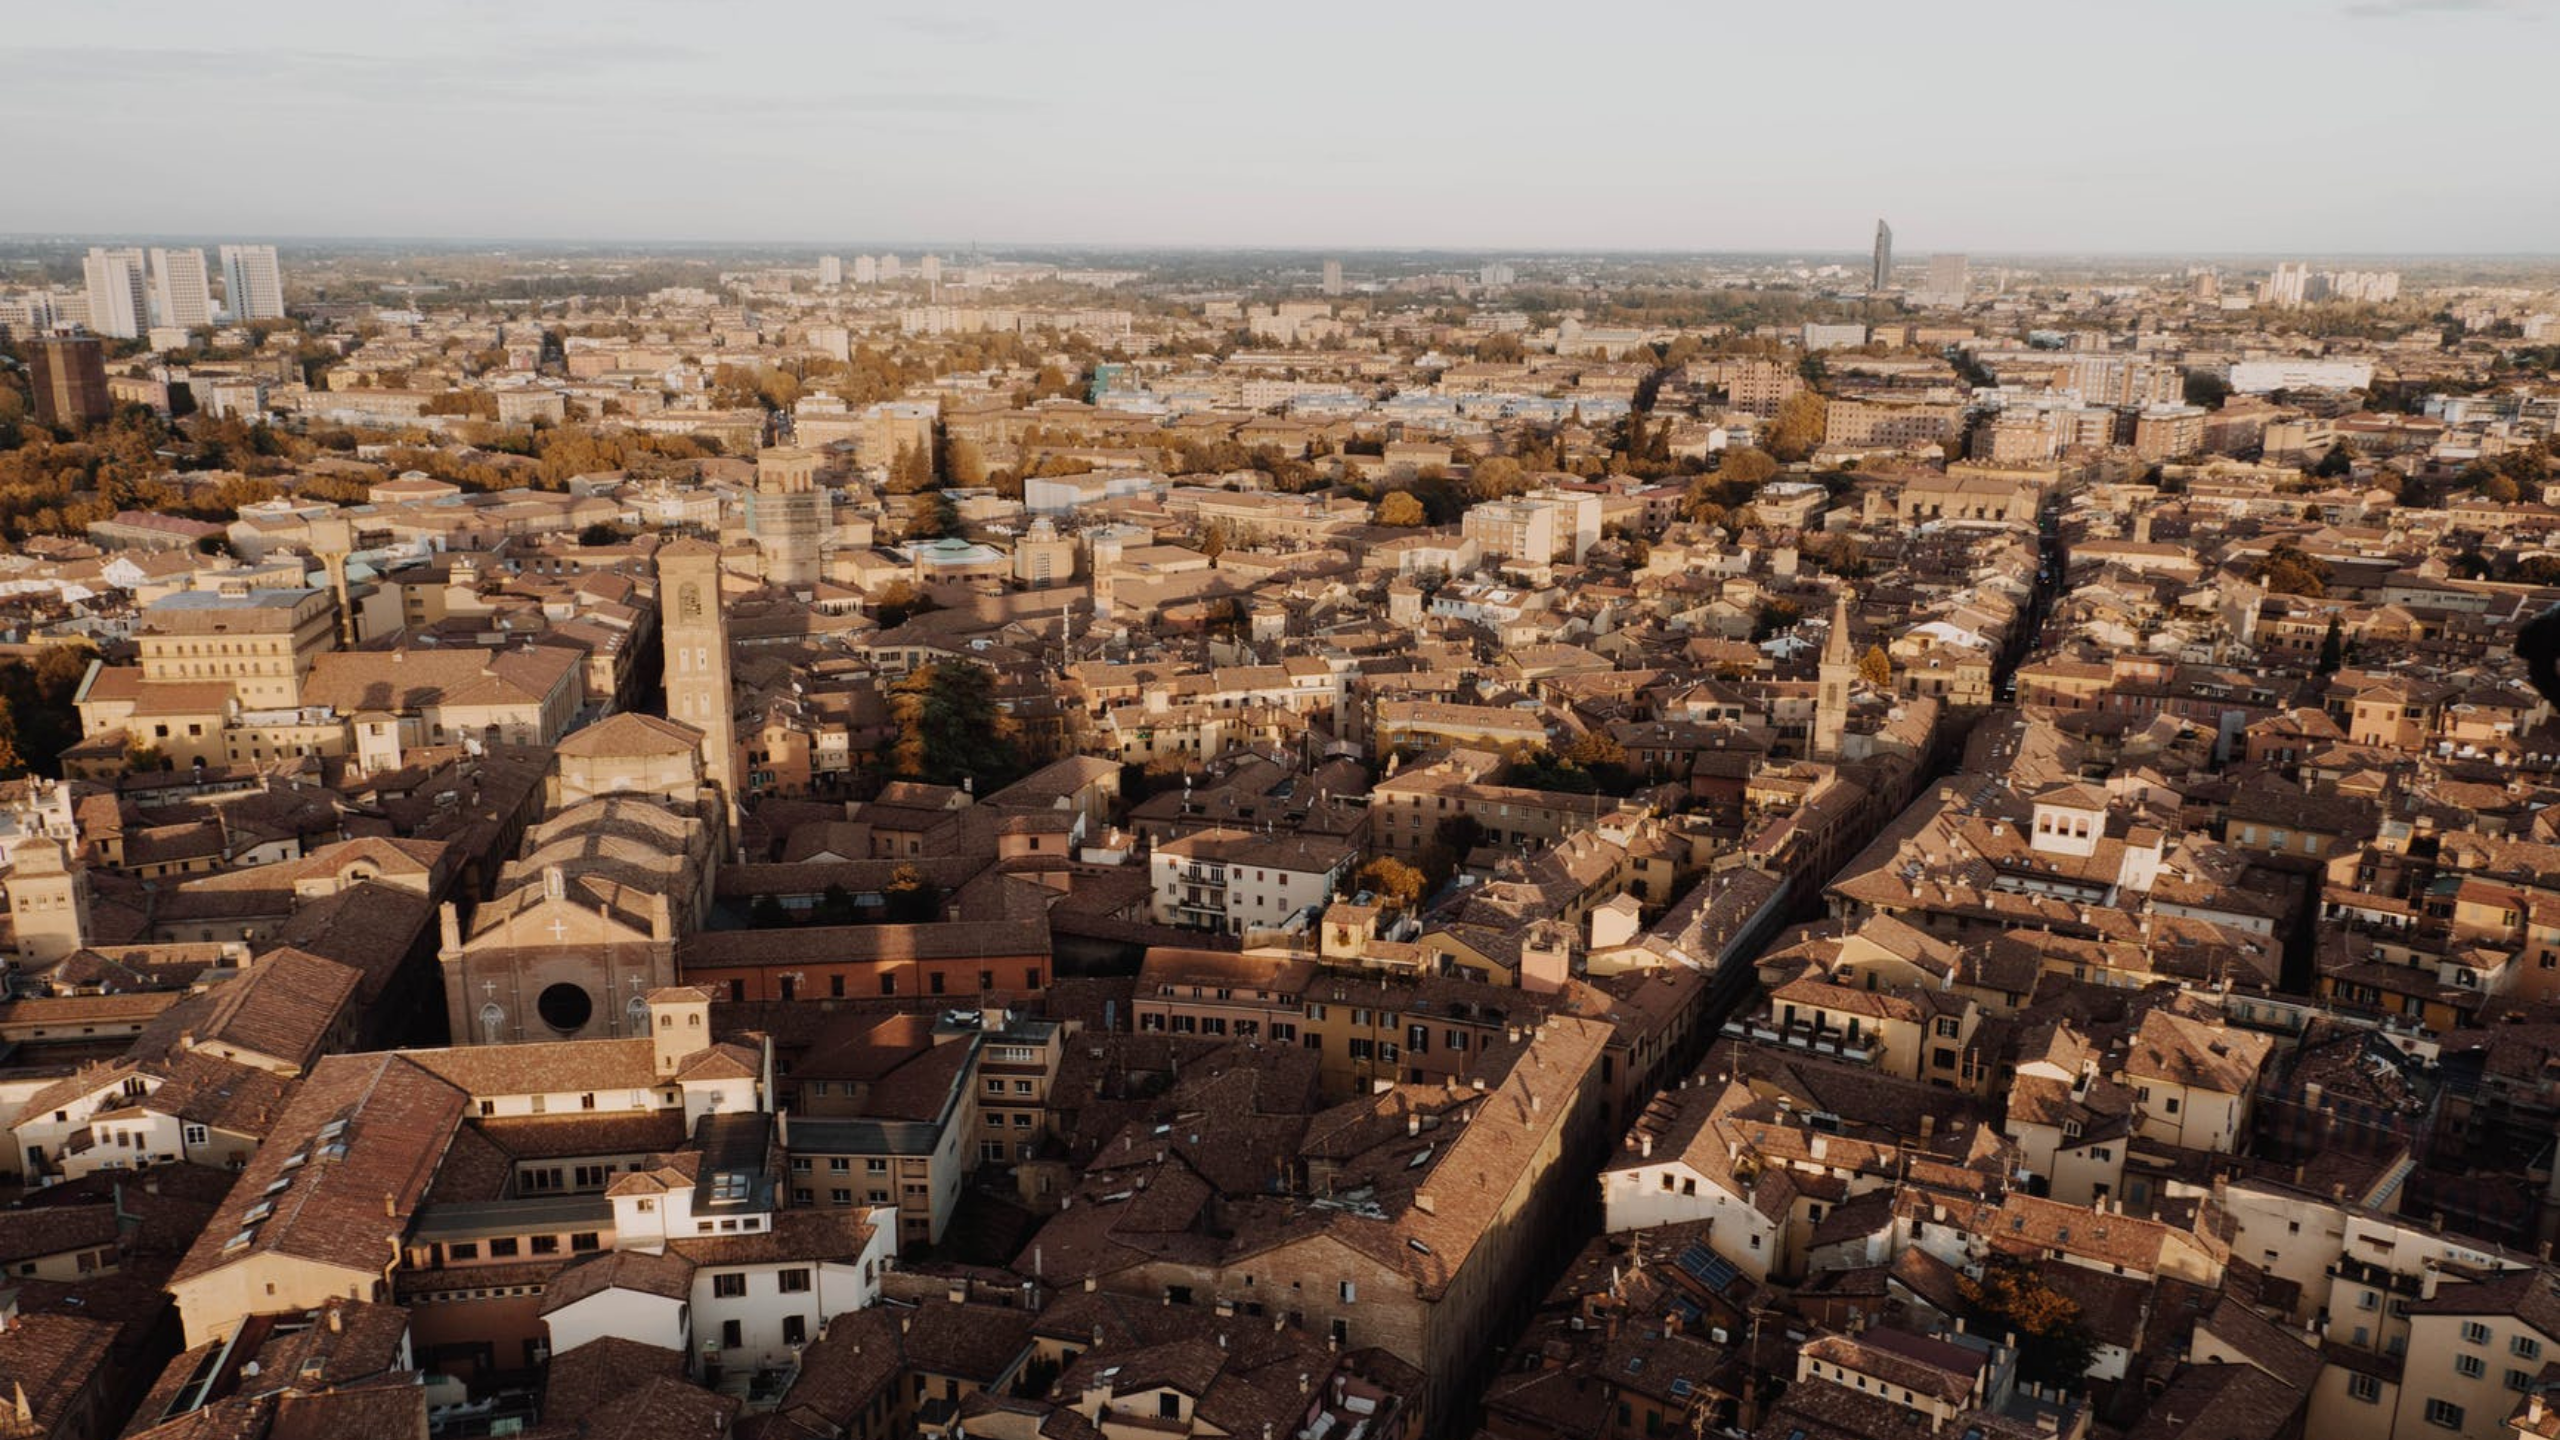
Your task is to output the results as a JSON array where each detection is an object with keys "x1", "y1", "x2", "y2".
[{"x1": 1721, "y1": 1012, "x2": 1876, "y2": 1066}]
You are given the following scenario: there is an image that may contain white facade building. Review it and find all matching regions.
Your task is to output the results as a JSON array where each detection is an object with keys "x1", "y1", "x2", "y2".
[
  {"x1": 83, "y1": 247, "x2": 150, "y2": 339},
  {"x1": 220, "y1": 244, "x2": 285, "y2": 321},
  {"x1": 149, "y1": 247, "x2": 214, "y2": 330}
]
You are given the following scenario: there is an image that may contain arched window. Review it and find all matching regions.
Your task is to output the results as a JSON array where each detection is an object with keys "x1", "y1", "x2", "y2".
[
  {"x1": 626, "y1": 994, "x2": 650, "y2": 1034},
  {"x1": 480, "y1": 1003, "x2": 506, "y2": 1041}
]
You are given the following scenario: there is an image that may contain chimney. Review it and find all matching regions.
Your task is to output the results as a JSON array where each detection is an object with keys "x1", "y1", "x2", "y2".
[
  {"x1": 382, "y1": 1193, "x2": 396, "y2": 1217},
  {"x1": 326, "y1": 1306, "x2": 343, "y2": 1334}
]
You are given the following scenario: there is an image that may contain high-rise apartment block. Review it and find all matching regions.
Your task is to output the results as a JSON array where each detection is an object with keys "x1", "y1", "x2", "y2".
[
  {"x1": 1322, "y1": 259, "x2": 1343, "y2": 296},
  {"x1": 27, "y1": 334, "x2": 112, "y2": 428},
  {"x1": 877, "y1": 253, "x2": 902, "y2": 281},
  {"x1": 220, "y1": 244, "x2": 285, "y2": 320},
  {"x1": 82, "y1": 247, "x2": 150, "y2": 339},
  {"x1": 2258, "y1": 261, "x2": 2310, "y2": 310},
  {"x1": 852, "y1": 254, "x2": 878, "y2": 285},
  {"x1": 1920, "y1": 253, "x2": 1968, "y2": 308},
  {"x1": 1871, "y1": 220, "x2": 1893, "y2": 289},
  {"x1": 818, "y1": 254, "x2": 843, "y2": 288},
  {"x1": 148, "y1": 247, "x2": 214, "y2": 330},
  {"x1": 919, "y1": 254, "x2": 942, "y2": 287}
]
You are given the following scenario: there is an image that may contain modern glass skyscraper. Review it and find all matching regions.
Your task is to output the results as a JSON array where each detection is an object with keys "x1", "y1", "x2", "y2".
[{"x1": 1871, "y1": 220, "x2": 1893, "y2": 290}]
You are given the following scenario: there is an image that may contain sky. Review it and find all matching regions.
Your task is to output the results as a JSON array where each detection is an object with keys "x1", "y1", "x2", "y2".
[{"x1": 6, "y1": 0, "x2": 2555, "y2": 255}]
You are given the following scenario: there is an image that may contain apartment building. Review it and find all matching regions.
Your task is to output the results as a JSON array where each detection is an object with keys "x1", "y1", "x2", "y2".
[{"x1": 1150, "y1": 827, "x2": 1357, "y2": 937}]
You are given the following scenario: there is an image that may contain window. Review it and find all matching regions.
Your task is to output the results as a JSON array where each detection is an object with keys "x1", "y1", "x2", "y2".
[
  {"x1": 571, "y1": 1232, "x2": 600, "y2": 1252},
  {"x1": 183, "y1": 1124, "x2": 209, "y2": 1146},
  {"x1": 2511, "y1": 1369, "x2": 2536, "y2": 1393},
  {"x1": 1339, "y1": 1281, "x2": 1356, "y2": 1304},
  {"x1": 2463, "y1": 1322, "x2": 2493, "y2": 1345},
  {"x1": 2348, "y1": 1374, "x2": 2381, "y2": 1404},
  {"x1": 714, "y1": 1273, "x2": 747, "y2": 1298},
  {"x1": 2357, "y1": 1290, "x2": 2379, "y2": 1311},
  {"x1": 779, "y1": 1268, "x2": 811, "y2": 1293},
  {"x1": 2516, "y1": 1336, "x2": 2543, "y2": 1360},
  {"x1": 447, "y1": 1243, "x2": 479, "y2": 1261},
  {"x1": 489, "y1": 1238, "x2": 520, "y2": 1258},
  {"x1": 721, "y1": 1319, "x2": 743, "y2": 1350},
  {"x1": 784, "y1": 1314, "x2": 807, "y2": 1347},
  {"x1": 2457, "y1": 1355, "x2": 2485, "y2": 1379},
  {"x1": 530, "y1": 1235, "x2": 559, "y2": 1255},
  {"x1": 1160, "y1": 1394, "x2": 1182, "y2": 1421}
]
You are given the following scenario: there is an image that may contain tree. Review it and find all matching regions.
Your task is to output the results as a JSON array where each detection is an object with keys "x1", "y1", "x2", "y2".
[
  {"x1": 882, "y1": 863, "x2": 945, "y2": 924},
  {"x1": 1959, "y1": 1259, "x2": 2098, "y2": 1389},
  {"x1": 884, "y1": 662, "x2": 1024, "y2": 789},
  {"x1": 2253, "y1": 541, "x2": 2331, "y2": 598},
  {"x1": 1356, "y1": 856, "x2": 1426, "y2": 910},
  {"x1": 2317, "y1": 616, "x2": 2345, "y2": 675},
  {"x1": 1768, "y1": 392, "x2": 1827, "y2": 462},
  {"x1": 1858, "y1": 644, "x2": 1893, "y2": 690},
  {"x1": 887, "y1": 444, "x2": 937, "y2": 494},
  {"x1": 1199, "y1": 520, "x2": 1231, "y2": 560},
  {"x1": 2480, "y1": 471, "x2": 2523, "y2": 504},
  {"x1": 1468, "y1": 454, "x2": 1527, "y2": 499},
  {"x1": 1718, "y1": 447, "x2": 1780, "y2": 488},
  {"x1": 577, "y1": 522, "x2": 623, "y2": 546},
  {"x1": 2182, "y1": 370, "x2": 2231, "y2": 409},
  {"x1": 1374, "y1": 492, "x2": 1426, "y2": 527},
  {"x1": 945, "y1": 438, "x2": 989, "y2": 488},
  {"x1": 872, "y1": 580, "x2": 939, "y2": 629},
  {"x1": 2312, "y1": 442, "x2": 2357, "y2": 480}
]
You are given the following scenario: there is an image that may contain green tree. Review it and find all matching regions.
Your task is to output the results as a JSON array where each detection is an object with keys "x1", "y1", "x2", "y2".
[
  {"x1": 884, "y1": 662, "x2": 1024, "y2": 789},
  {"x1": 2182, "y1": 370, "x2": 2231, "y2": 409},
  {"x1": 2317, "y1": 616, "x2": 2345, "y2": 674}
]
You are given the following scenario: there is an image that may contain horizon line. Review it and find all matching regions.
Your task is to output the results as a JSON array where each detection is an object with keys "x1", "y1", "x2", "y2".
[{"x1": 5, "y1": 234, "x2": 2559, "y2": 265}]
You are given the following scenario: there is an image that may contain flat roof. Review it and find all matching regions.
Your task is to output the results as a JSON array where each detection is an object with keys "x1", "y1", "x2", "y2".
[{"x1": 412, "y1": 1194, "x2": 614, "y2": 1243}]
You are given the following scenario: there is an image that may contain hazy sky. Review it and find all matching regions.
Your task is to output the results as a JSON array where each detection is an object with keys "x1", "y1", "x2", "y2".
[{"x1": 9, "y1": 0, "x2": 2554, "y2": 254}]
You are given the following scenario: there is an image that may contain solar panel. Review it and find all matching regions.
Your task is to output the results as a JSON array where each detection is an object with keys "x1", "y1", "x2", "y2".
[{"x1": 1676, "y1": 1244, "x2": 1716, "y2": 1277}]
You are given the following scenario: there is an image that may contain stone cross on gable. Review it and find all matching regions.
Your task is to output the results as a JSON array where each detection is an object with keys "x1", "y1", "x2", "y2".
[{"x1": 549, "y1": 915, "x2": 571, "y2": 943}]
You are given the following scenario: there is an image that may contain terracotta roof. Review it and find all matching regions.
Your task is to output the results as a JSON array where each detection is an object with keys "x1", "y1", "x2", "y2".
[
  {"x1": 170, "y1": 1053, "x2": 468, "y2": 1287},
  {"x1": 541, "y1": 1248, "x2": 697, "y2": 1314}
]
